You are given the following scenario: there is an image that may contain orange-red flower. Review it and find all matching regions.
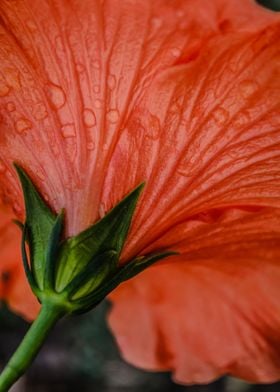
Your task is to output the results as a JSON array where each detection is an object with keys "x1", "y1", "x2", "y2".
[{"x1": 0, "y1": 0, "x2": 280, "y2": 384}]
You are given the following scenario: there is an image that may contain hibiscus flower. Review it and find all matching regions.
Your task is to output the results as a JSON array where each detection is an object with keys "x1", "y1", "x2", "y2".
[{"x1": 0, "y1": 0, "x2": 280, "y2": 386}]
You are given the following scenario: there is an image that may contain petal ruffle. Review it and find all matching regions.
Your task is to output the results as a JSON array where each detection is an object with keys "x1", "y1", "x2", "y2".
[
  {"x1": 109, "y1": 207, "x2": 280, "y2": 384},
  {"x1": 101, "y1": 23, "x2": 280, "y2": 260},
  {"x1": 0, "y1": 199, "x2": 39, "y2": 320}
]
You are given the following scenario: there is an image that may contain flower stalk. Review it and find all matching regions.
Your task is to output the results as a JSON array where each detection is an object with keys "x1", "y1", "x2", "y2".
[
  {"x1": 0, "y1": 304, "x2": 64, "y2": 392},
  {"x1": 0, "y1": 166, "x2": 175, "y2": 391}
]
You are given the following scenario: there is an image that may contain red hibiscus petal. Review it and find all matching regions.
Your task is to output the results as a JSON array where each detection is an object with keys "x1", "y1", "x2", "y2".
[
  {"x1": 0, "y1": 0, "x2": 278, "y2": 236},
  {"x1": 109, "y1": 207, "x2": 280, "y2": 384},
  {"x1": 0, "y1": 200, "x2": 39, "y2": 320},
  {"x1": 100, "y1": 23, "x2": 280, "y2": 260}
]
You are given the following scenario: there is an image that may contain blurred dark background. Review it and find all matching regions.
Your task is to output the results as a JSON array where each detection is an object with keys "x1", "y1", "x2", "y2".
[
  {"x1": 1, "y1": 0, "x2": 280, "y2": 391},
  {"x1": 256, "y1": 0, "x2": 280, "y2": 10},
  {"x1": 0, "y1": 301, "x2": 280, "y2": 392}
]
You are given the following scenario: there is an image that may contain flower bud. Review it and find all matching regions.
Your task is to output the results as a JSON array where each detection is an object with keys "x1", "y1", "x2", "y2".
[{"x1": 15, "y1": 165, "x2": 175, "y2": 315}]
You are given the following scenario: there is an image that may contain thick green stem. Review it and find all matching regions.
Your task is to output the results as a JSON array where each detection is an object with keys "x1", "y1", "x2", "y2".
[{"x1": 0, "y1": 304, "x2": 64, "y2": 392}]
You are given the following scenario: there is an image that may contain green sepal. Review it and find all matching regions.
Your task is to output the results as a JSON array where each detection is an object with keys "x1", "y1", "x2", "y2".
[
  {"x1": 21, "y1": 225, "x2": 40, "y2": 297},
  {"x1": 15, "y1": 164, "x2": 57, "y2": 290},
  {"x1": 117, "y1": 251, "x2": 178, "y2": 282},
  {"x1": 15, "y1": 166, "x2": 178, "y2": 317},
  {"x1": 44, "y1": 210, "x2": 64, "y2": 291},
  {"x1": 55, "y1": 184, "x2": 144, "y2": 291},
  {"x1": 71, "y1": 250, "x2": 175, "y2": 314},
  {"x1": 63, "y1": 250, "x2": 118, "y2": 299}
]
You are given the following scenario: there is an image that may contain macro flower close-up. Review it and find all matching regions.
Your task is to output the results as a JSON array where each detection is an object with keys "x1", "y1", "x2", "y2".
[{"x1": 0, "y1": 0, "x2": 280, "y2": 391}]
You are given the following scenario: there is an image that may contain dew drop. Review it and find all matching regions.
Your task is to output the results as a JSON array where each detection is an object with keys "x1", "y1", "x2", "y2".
[
  {"x1": 176, "y1": 9, "x2": 184, "y2": 18},
  {"x1": 15, "y1": 118, "x2": 32, "y2": 134},
  {"x1": 33, "y1": 102, "x2": 48, "y2": 120},
  {"x1": 5, "y1": 68, "x2": 21, "y2": 90},
  {"x1": 13, "y1": 201, "x2": 22, "y2": 215},
  {"x1": 0, "y1": 81, "x2": 10, "y2": 97},
  {"x1": 99, "y1": 202, "x2": 106, "y2": 218},
  {"x1": 6, "y1": 102, "x2": 16, "y2": 112},
  {"x1": 107, "y1": 74, "x2": 116, "y2": 90},
  {"x1": 235, "y1": 111, "x2": 251, "y2": 127},
  {"x1": 213, "y1": 107, "x2": 229, "y2": 125},
  {"x1": 94, "y1": 99, "x2": 102, "y2": 109},
  {"x1": 61, "y1": 123, "x2": 76, "y2": 138},
  {"x1": 76, "y1": 63, "x2": 85, "y2": 73},
  {"x1": 87, "y1": 142, "x2": 95, "y2": 150},
  {"x1": 83, "y1": 108, "x2": 96, "y2": 127},
  {"x1": 26, "y1": 19, "x2": 37, "y2": 32},
  {"x1": 93, "y1": 85, "x2": 100, "y2": 93},
  {"x1": 107, "y1": 109, "x2": 119, "y2": 124},
  {"x1": 171, "y1": 48, "x2": 181, "y2": 57},
  {"x1": 147, "y1": 114, "x2": 161, "y2": 139},
  {"x1": 151, "y1": 17, "x2": 162, "y2": 30},
  {"x1": 92, "y1": 60, "x2": 100, "y2": 70},
  {"x1": 46, "y1": 83, "x2": 66, "y2": 109},
  {"x1": 239, "y1": 80, "x2": 258, "y2": 99}
]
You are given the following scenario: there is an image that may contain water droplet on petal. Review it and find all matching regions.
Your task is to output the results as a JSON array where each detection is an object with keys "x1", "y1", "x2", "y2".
[
  {"x1": 93, "y1": 85, "x2": 100, "y2": 93},
  {"x1": 61, "y1": 123, "x2": 76, "y2": 138},
  {"x1": 107, "y1": 109, "x2": 119, "y2": 124},
  {"x1": 213, "y1": 107, "x2": 229, "y2": 125},
  {"x1": 13, "y1": 201, "x2": 22, "y2": 214},
  {"x1": 26, "y1": 19, "x2": 37, "y2": 32},
  {"x1": 5, "y1": 68, "x2": 21, "y2": 90},
  {"x1": 235, "y1": 111, "x2": 251, "y2": 127},
  {"x1": 151, "y1": 17, "x2": 162, "y2": 30},
  {"x1": 99, "y1": 202, "x2": 106, "y2": 218},
  {"x1": 15, "y1": 118, "x2": 32, "y2": 134},
  {"x1": 107, "y1": 75, "x2": 116, "y2": 90},
  {"x1": 239, "y1": 80, "x2": 258, "y2": 99},
  {"x1": 147, "y1": 114, "x2": 161, "y2": 140},
  {"x1": 171, "y1": 48, "x2": 181, "y2": 57},
  {"x1": 46, "y1": 83, "x2": 66, "y2": 109},
  {"x1": 176, "y1": 9, "x2": 184, "y2": 18},
  {"x1": 76, "y1": 63, "x2": 85, "y2": 73},
  {"x1": 6, "y1": 102, "x2": 16, "y2": 112},
  {"x1": 0, "y1": 81, "x2": 10, "y2": 97},
  {"x1": 33, "y1": 102, "x2": 48, "y2": 120},
  {"x1": 83, "y1": 109, "x2": 96, "y2": 127},
  {"x1": 94, "y1": 99, "x2": 102, "y2": 109},
  {"x1": 92, "y1": 60, "x2": 100, "y2": 70},
  {"x1": 87, "y1": 142, "x2": 95, "y2": 150}
]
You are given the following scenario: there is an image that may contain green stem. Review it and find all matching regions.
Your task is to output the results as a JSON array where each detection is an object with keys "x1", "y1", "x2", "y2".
[{"x1": 0, "y1": 304, "x2": 64, "y2": 392}]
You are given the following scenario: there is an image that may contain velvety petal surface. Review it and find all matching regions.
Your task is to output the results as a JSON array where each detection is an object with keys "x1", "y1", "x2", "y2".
[
  {"x1": 0, "y1": 0, "x2": 279, "y2": 384},
  {"x1": 0, "y1": 0, "x2": 278, "y2": 235},
  {"x1": 102, "y1": 23, "x2": 280, "y2": 260},
  {"x1": 109, "y1": 208, "x2": 280, "y2": 384}
]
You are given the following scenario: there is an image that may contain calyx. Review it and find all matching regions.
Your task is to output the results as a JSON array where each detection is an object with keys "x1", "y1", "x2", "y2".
[{"x1": 15, "y1": 165, "x2": 175, "y2": 315}]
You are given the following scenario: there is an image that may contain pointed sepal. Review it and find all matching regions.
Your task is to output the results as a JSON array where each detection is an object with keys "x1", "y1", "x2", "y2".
[
  {"x1": 71, "y1": 251, "x2": 176, "y2": 314},
  {"x1": 15, "y1": 164, "x2": 57, "y2": 289},
  {"x1": 44, "y1": 210, "x2": 64, "y2": 291},
  {"x1": 55, "y1": 184, "x2": 144, "y2": 291},
  {"x1": 15, "y1": 166, "x2": 178, "y2": 317},
  {"x1": 21, "y1": 225, "x2": 40, "y2": 297}
]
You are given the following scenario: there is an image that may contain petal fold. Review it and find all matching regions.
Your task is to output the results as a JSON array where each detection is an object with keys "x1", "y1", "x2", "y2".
[{"x1": 109, "y1": 208, "x2": 280, "y2": 384}]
